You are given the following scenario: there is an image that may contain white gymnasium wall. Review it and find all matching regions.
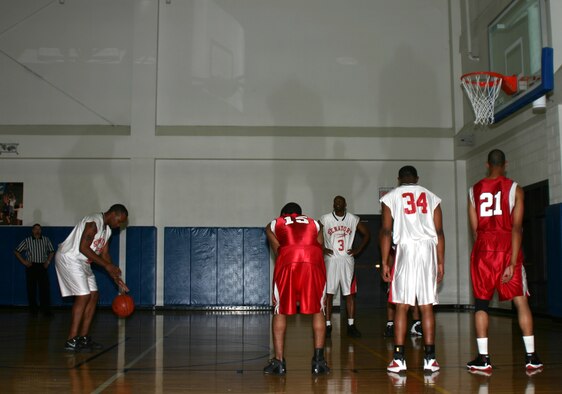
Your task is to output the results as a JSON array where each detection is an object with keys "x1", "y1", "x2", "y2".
[{"x1": 0, "y1": 159, "x2": 131, "y2": 225}]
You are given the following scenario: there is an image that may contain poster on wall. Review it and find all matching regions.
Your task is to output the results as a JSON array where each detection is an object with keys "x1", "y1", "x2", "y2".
[{"x1": 0, "y1": 182, "x2": 23, "y2": 225}]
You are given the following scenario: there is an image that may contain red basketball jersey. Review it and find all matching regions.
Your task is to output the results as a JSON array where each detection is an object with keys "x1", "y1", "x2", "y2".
[
  {"x1": 470, "y1": 176, "x2": 517, "y2": 237},
  {"x1": 272, "y1": 214, "x2": 324, "y2": 268}
]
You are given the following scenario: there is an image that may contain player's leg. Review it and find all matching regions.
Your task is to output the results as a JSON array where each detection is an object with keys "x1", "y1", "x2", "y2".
[
  {"x1": 410, "y1": 302, "x2": 422, "y2": 336},
  {"x1": 342, "y1": 259, "x2": 361, "y2": 337},
  {"x1": 384, "y1": 290, "x2": 395, "y2": 337},
  {"x1": 419, "y1": 303, "x2": 439, "y2": 372},
  {"x1": 65, "y1": 294, "x2": 91, "y2": 351},
  {"x1": 466, "y1": 299, "x2": 493, "y2": 371},
  {"x1": 512, "y1": 295, "x2": 543, "y2": 370},
  {"x1": 263, "y1": 314, "x2": 288, "y2": 375},
  {"x1": 467, "y1": 246, "x2": 495, "y2": 371},
  {"x1": 388, "y1": 302, "x2": 409, "y2": 372},
  {"x1": 325, "y1": 293, "x2": 334, "y2": 338}
]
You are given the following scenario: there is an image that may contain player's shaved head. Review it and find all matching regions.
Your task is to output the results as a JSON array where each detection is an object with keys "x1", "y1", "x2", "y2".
[{"x1": 487, "y1": 149, "x2": 506, "y2": 167}]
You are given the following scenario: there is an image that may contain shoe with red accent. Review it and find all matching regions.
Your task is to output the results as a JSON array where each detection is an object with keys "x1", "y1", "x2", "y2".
[
  {"x1": 387, "y1": 357, "x2": 407, "y2": 373},
  {"x1": 423, "y1": 357, "x2": 440, "y2": 372},
  {"x1": 467, "y1": 354, "x2": 492, "y2": 372},
  {"x1": 525, "y1": 352, "x2": 543, "y2": 370}
]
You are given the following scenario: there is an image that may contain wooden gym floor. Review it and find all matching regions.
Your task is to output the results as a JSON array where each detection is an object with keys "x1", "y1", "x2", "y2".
[{"x1": 0, "y1": 306, "x2": 560, "y2": 393}]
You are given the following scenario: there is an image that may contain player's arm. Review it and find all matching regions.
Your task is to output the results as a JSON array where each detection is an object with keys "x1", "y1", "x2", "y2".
[
  {"x1": 318, "y1": 221, "x2": 333, "y2": 256},
  {"x1": 79, "y1": 222, "x2": 128, "y2": 291},
  {"x1": 503, "y1": 186, "x2": 524, "y2": 283},
  {"x1": 433, "y1": 204, "x2": 445, "y2": 284},
  {"x1": 379, "y1": 203, "x2": 393, "y2": 283},
  {"x1": 316, "y1": 224, "x2": 324, "y2": 246},
  {"x1": 349, "y1": 220, "x2": 370, "y2": 256},
  {"x1": 265, "y1": 223, "x2": 280, "y2": 257},
  {"x1": 100, "y1": 242, "x2": 129, "y2": 292}
]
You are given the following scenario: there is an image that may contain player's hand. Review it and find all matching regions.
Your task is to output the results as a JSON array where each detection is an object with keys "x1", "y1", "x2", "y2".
[
  {"x1": 502, "y1": 265, "x2": 515, "y2": 284},
  {"x1": 437, "y1": 263, "x2": 444, "y2": 284},
  {"x1": 115, "y1": 277, "x2": 129, "y2": 293},
  {"x1": 347, "y1": 249, "x2": 357, "y2": 256},
  {"x1": 381, "y1": 264, "x2": 392, "y2": 283},
  {"x1": 324, "y1": 248, "x2": 334, "y2": 256}
]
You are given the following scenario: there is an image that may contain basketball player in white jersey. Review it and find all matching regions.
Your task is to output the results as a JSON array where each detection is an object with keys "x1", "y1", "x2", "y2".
[
  {"x1": 55, "y1": 204, "x2": 129, "y2": 352},
  {"x1": 380, "y1": 166, "x2": 444, "y2": 374},
  {"x1": 320, "y1": 195, "x2": 370, "y2": 338}
]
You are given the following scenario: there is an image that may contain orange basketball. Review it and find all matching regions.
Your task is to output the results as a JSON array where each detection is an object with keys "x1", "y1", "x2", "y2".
[{"x1": 112, "y1": 294, "x2": 135, "y2": 318}]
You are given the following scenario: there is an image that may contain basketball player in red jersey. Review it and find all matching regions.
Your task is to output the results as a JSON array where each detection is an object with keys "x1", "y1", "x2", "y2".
[
  {"x1": 263, "y1": 202, "x2": 329, "y2": 375},
  {"x1": 467, "y1": 149, "x2": 543, "y2": 372}
]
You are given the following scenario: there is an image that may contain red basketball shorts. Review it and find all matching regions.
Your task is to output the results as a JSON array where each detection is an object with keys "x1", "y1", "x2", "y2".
[
  {"x1": 470, "y1": 236, "x2": 528, "y2": 301},
  {"x1": 273, "y1": 262, "x2": 326, "y2": 315}
]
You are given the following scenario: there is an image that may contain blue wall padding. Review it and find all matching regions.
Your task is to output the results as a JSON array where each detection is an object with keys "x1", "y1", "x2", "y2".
[
  {"x1": 191, "y1": 228, "x2": 218, "y2": 305},
  {"x1": 243, "y1": 228, "x2": 270, "y2": 305},
  {"x1": 164, "y1": 227, "x2": 191, "y2": 305},
  {"x1": 217, "y1": 228, "x2": 244, "y2": 305},
  {"x1": 125, "y1": 226, "x2": 157, "y2": 306},
  {"x1": 164, "y1": 227, "x2": 270, "y2": 306},
  {"x1": 0, "y1": 226, "x2": 122, "y2": 307},
  {"x1": 546, "y1": 203, "x2": 562, "y2": 318}
]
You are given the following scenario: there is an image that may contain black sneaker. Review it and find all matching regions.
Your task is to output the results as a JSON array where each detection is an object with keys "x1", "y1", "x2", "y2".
[
  {"x1": 525, "y1": 352, "x2": 543, "y2": 370},
  {"x1": 467, "y1": 354, "x2": 492, "y2": 372},
  {"x1": 263, "y1": 358, "x2": 286, "y2": 375},
  {"x1": 384, "y1": 323, "x2": 394, "y2": 338},
  {"x1": 64, "y1": 336, "x2": 83, "y2": 352},
  {"x1": 79, "y1": 336, "x2": 103, "y2": 350},
  {"x1": 347, "y1": 324, "x2": 362, "y2": 338},
  {"x1": 325, "y1": 325, "x2": 332, "y2": 338},
  {"x1": 311, "y1": 357, "x2": 330, "y2": 374}
]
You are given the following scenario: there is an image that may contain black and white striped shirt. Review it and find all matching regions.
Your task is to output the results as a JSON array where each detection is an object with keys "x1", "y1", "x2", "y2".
[{"x1": 15, "y1": 236, "x2": 54, "y2": 264}]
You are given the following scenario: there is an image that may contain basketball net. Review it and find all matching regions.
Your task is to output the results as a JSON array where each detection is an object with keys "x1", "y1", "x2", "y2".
[{"x1": 461, "y1": 73, "x2": 503, "y2": 126}]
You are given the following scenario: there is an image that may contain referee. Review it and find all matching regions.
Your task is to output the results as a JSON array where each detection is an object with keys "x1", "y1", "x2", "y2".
[{"x1": 14, "y1": 224, "x2": 55, "y2": 316}]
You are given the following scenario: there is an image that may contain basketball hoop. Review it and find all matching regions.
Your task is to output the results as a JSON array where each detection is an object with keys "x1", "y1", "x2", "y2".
[{"x1": 461, "y1": 72, "x2": 518, "y2": 125}]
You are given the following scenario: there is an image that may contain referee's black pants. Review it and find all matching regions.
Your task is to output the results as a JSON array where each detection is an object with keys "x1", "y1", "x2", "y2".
[{"x1": 25, "y1": 264, "x2": 50, "y2": 312}]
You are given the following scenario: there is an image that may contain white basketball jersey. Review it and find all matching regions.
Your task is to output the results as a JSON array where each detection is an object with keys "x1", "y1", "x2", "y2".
[
  {"x1": 57, "y1": 213, "x2": 112, "y2": 264},
  {"x1": 379, "y1": 184, "x2": 441, "y2": 245},
  {"x1": 320, "y1": 212, "x2": 360, "y2": 256}
]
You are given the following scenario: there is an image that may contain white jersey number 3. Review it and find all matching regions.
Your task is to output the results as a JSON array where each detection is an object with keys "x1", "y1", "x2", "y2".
[{"x1": 479, "y1": 191, "x2": 502, "y2": 217}]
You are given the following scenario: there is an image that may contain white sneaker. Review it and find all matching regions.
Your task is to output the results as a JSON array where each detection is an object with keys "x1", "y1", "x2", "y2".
[
  {"x1": 423, "y1": 357, "x2": 440, "y2": 372},
  {"x1": 387, "y1": 358, "x2": 407, "y2": 373}
]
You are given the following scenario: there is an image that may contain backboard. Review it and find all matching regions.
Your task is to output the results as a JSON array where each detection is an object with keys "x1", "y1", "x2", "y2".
[{"x1": 488, "y1": 0, "x2": 553, "y2": 123}]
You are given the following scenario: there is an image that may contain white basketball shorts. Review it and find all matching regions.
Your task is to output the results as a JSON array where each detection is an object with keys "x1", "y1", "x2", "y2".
[
  {"x1": 325, "y1": 254, "x2": 356, "y2": 296},
  {"x1": 55, "y1": 251, "x2": 98, "y2": 297},
  {"x1": 389, "y1": 239, "x2": 438, "y2": 306}
]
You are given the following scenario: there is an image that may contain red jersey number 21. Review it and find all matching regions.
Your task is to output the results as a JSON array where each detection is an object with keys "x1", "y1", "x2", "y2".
[{"x1": 402, "y1": 192, "x2": 428, "y2": 214}]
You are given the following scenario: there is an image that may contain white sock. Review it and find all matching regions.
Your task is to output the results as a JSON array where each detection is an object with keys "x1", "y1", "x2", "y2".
[
  {"x1": 477, "y1": 337, "x2": 488, "y2": 355},
  {"x1": 523, "y1": 335, "x2": 535, "y2": 354},
  {"x1": 348, "y1": 318, "x2": 354, "y2": 326},
  {"x1": 326, "y1": 320, "x2": 331, "y2": 326}
]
